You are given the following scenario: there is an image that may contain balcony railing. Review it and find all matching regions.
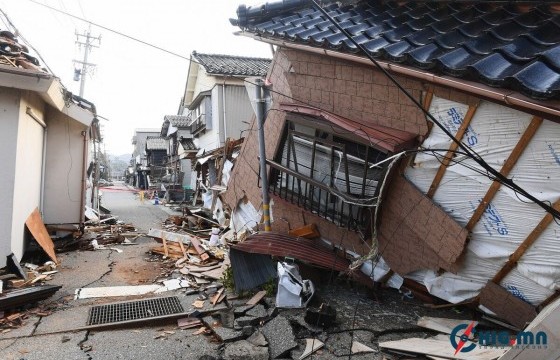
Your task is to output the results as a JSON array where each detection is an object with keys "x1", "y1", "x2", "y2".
[
  {"x1": 266, "y1": 160, "x2": 370, "y2": 232},
  {"x1": 189, "y1": 113, "x2": 206, "y2": 135}
]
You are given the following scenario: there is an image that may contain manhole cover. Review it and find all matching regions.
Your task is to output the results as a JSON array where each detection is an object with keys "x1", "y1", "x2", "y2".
[{"x1": 87, "y1": 296, "x2": 184, "y2": 326}]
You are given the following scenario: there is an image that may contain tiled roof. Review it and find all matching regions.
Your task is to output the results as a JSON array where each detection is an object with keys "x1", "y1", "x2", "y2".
[
  {"x1": 164, "y1": 115, "x2": 190, "y2": 128},
  {"x1": 146, "y1": 136, "x2": 168, "y2": 151},
  {"x1": 192, "y1": 51, "x2": 271, "y2": 76},
  {"x1": 0, "y1": 30, "x2": 45, "y2": 72},
  {"x1": 233, "y1": 1, "x2": 560, "y2": 100}
]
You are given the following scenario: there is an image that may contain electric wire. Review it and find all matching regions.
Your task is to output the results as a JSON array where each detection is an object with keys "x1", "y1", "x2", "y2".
[
  {"x1": 28, "y1": 0, "x2": 192, "y2": 61},
  {"x1": 310, "y1": 0, "x2": 560, "y2": 222},
  {"x1": 22, "y1": 0, "x2": 560, "y2": 224},
  {"x1": 0, "y1": 7, "x2": 55, "y2": 74}
]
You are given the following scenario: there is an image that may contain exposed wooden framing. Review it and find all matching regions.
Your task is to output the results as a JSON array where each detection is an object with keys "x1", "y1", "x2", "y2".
[
  {"x1": 426, "y1": 103, "x2": 479, "y2": 198},
  {"x1": 162, "y1": 235, "x2": 169, "y2": 258},
  {"x1": 422, "y1": 87, "x2": 434, "y2": 111},
  {"x1": 466, "y1": 116, "x2": 543, "y2": 230},
  {"x1": 492, "y1": 198, "x2": 560, "y2": 285},
  {"x1": 538, "y1": 290, "x2": 560, "y2": 311},
  {"x1": 177, "y1": 239, "x2": 187, "y2": 257}
]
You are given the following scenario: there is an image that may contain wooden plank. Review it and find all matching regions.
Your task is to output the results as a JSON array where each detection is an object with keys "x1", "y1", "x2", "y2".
[
  {"x1": 25, "y1": 208, "x2": 58, "y2": 263},
  {"x1": 246, "y1": 290, "x2": 267, "y2": 306},
  {"x1": 162, "y1": 235, "x2": 169, "y2": 258},
  {"x1": 466, "y1": 116, "x2": 543, "y2": 230},
  {"x1": 538, "y1": 290, "x2": 560, "y2": 311},
  {"x1": 423, "y1": 88, "x2": 434, "y2": 110},
  {"x1": 200, "y1": 266, "x2": 225, "y2": 280},
  {"x1": 417, "y1": 317, "x2": 477, "y2": 336},
  {"x1": 426, "y1": 103, "x2": 478, "y2": 198},
  {"x1": 492, "y1": 198, "x2": 560, "y2": 284},
  {"x1": 379, "y1": 337, "x2": 506, "y2": 360},
  {"x1": 211, "y1": 287, "x2": 225, "y2": 306},
  {"x1": 177, "y1": 317, "x2": 202, "y2": 329},
  {"x1": 177, "y1": 239, "x2": 187, "y2": 257}
]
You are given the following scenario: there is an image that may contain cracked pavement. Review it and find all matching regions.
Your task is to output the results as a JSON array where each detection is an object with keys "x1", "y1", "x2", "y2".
[
  {"x1": 0, "y1": 183, "x2": 473, "y2": 359},
  {"x1": 0, "y1": 184, "x2": 222, "y2": 360}
]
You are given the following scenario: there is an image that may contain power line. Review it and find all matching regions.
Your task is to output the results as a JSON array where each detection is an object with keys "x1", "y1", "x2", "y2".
[
  {"x1": 26, "y1": 0, "x2": 560, "y2": 221},
  {"x1": 0, "y1": 7, "x2": 55, "y2": 74},
  {"x1": 27, "y1": 0, "x2": 191, "y2": 61},
  {"x1": 310, "y1": 0, "x2": 560, "y2": 221}
]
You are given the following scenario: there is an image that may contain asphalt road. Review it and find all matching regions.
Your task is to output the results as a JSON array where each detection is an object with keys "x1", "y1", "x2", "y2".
[{"x1": 0, "y1": 182, "x2": 221, "y2": 360}]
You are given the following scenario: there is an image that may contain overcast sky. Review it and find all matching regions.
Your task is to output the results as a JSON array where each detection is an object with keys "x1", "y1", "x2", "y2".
[{"x1": 0, "y1": 0, "x2": 271, "y2": 155}]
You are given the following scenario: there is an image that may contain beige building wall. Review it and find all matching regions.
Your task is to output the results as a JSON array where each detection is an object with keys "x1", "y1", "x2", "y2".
[
  {"x1": 43, "y1": 109, "x2": 88, "y2": 224},
  {"x1": 0, "y1": 88, "x2": 21, "y2": 266},
  {"x1": 11, "y1": 92, "x2": 45, "y2": 259}
]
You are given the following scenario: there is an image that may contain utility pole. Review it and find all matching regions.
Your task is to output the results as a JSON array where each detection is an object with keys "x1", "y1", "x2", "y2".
[
  {"x1": 255, "y1": 79, "x2": 272, "y2": 231},
  {"x1": 73, "y1": 26, "x2": 100, "y2": 97}
]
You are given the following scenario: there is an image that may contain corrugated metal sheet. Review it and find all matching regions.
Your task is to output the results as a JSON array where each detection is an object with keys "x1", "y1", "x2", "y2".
[
  {"x1": 230, "y1": 248, "x2": 276, "y2": 293},
  {"x1": 225, "y1": 85, "x2": 254, "y2": 140},
  {"x1": 233, "y1": 233, "x2": 351, "y2": 273}
]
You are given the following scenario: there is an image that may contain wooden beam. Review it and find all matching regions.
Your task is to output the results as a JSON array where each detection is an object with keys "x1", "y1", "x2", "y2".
[
  {"x1": 538, "y1": 290, "x2": 560, "y2": 312},
  {"x1": 423, "y1": 87, "x2": 434, "y2": 110},
  {"x1": 466, "y1": 116, "x2": 543, "y2": 230},
  {"x1": 492, "y1": 198, "x2": 560, "y2": 284},
  {"x1": 426, "y1": 103, "x2": 478, "y2": 198}
]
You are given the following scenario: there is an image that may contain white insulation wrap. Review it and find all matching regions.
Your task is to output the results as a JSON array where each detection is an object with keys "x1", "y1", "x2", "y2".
[{"x1": 404, "y1": 96, "x2": 560, "y2": 306}]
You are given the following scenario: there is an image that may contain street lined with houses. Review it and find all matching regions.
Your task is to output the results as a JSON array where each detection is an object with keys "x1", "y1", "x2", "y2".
[{"x1": 0, "y1": 1, "x2": 560, "y2": 359}]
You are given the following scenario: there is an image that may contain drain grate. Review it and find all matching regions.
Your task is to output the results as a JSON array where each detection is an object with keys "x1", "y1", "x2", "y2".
[{"x1": 87, "y1": 296, "x2": 184, "y2": 326}]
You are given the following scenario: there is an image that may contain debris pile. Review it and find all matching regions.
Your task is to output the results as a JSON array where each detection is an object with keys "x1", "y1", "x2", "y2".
[
  {"x1": 0, "y1": 256, "x2": 61, "y2": 331},
  {"x1": 53, "y1": 222, "x2": 141, "y2": 253}
]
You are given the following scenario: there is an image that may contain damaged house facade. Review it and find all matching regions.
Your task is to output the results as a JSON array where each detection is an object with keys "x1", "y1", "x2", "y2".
[
  {"x1": 160, "y1": 115, "x2": 194, "y2": 199},
  {"x1": 0, "y1": 33, "x2": 98, "y2": 267},
  {"x1": 168, "y1": 51, "x2": 271, "y2": 205},
  {"x1": 227, "y1": 0, "x2": 560, "y2": 327},
  {"x1": 130, "y1": 128, "x2": 160, "y2": 189}
]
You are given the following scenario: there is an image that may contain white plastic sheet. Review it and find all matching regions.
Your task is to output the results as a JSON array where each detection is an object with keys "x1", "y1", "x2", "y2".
[
  {"x1": 360, "y1": 256, "x2": 404, "y2": 290},
  {"x1": 404, "y1": 96, "x2": 560, "y2": 306}
]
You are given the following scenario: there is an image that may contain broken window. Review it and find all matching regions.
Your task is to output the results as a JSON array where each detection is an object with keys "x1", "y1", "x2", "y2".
[{"x1": 268, "y1": 119, "x2": 389, "y2": 232}]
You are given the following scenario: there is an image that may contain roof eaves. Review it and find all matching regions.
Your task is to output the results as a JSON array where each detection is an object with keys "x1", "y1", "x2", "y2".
[{"x1": 243, "y1": 33, "x2": 560, "y2": 121}]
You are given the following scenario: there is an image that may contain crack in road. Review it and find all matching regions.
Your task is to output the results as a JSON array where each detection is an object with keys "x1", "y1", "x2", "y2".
[
  {"x1": 78, "y1": 330, "x2": 92, "y2": 359},
  {"x1": 30, "y1": 316, "x2": 43, "y2": 336}
]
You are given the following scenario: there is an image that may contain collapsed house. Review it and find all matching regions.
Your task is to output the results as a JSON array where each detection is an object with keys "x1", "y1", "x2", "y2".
[
  {"x1": 227, "y1": 0, "x2": 560, "y2": 328},
  {"x1": 0, "y1": 30, "x2": 99, "y2": 267}
]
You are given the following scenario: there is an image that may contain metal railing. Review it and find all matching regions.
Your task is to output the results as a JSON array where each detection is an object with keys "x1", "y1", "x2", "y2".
[
  {"x1": 190, "y1": 113, "x2": 206, "y2": 135},
  {"x1": 267, "y1": 160, "x2": 369, "y2": 232}
]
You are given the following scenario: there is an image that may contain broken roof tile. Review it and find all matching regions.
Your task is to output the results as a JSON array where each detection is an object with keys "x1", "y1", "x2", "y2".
[{"x1": 232, "y1": 0, "x2": 560, "y2": 100}]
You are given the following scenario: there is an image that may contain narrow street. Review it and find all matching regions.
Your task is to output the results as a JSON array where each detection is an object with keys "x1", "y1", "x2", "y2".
[
  {"x1": 0, "y1": 183, "x2": 476, "y2": 360},
  {"x1": 0, "y1": 183, "x2": 223, "y2": 360}
]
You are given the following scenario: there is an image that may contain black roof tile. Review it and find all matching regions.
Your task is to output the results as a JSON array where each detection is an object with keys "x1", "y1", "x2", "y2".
[
  {"x1": 524, "y1": 20, "x2": 560, "y2": 46},
  {"x1": 462, "y1": 34, "x2": 506, "y2": 55},
  {"x1": 508, "y1": 61, "x2": 560, "y2": 99},
  {"x1": 435, "y1": 47, "x2": 483, "y2": 76},
  {"x1": 496, "y1": 37, "x2": 549, "y2": 62},
  {"x1": 540, "y1": 44, "x2": 560, "y2": 72},
  {"x1": 467, "y1": 53, "x2": 523, "y2": 86},
  {"x1": 233, "y1": 0, "x2": 560, "y2": 99},
  {"x1": 407, "y1": 43, "x2": 446, "y2": 68}
]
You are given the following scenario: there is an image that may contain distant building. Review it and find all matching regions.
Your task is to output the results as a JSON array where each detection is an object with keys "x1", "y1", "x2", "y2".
[
  {"x1": 145, "y1": 136, "x2": 168, "y2": 182},
  {"x1": 164, "y1": 51, "x2": 271, "y2": 202},
  {"x1": 131, "y1": 128, "x2": 160, "y2": 189}
]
